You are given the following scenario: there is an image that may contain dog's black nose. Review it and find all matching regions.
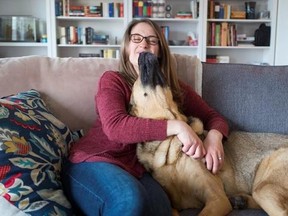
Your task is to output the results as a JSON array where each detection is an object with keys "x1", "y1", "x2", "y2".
[{"x1": 138, "y1": 52, "x2": 166, "y2": 88}]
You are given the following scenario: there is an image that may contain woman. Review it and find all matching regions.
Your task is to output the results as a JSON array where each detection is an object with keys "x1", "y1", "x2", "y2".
[{"x1": 62, "y1": 19, "x2": 229, "y2": 216}]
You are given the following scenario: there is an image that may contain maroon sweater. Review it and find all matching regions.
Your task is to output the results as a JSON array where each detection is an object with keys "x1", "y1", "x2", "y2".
[{"x1": 69, "y1": 71, "x2": 229, "y2": 178}]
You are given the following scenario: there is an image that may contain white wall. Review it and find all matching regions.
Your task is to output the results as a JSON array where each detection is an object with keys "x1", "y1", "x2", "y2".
[{"x1": 274, "y1": 0, "x2": 288, "y2": 65}]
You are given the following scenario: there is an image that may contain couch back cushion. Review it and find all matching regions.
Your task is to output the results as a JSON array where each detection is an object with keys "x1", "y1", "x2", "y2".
[
  {"x1": 0, "y1": 54, "x2": 201, "y2": 132},
  {"x1": 0, "y1": 56, "x2": 120, "y2": 132},
  {"x1": 202, "y1": 62, "x2": 288, "y2": 134}
]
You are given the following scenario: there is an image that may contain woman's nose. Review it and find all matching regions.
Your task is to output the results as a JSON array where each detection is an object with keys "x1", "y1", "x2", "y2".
[{"x1": 139, "y1": 39, "x2": 149, "y2": 47}]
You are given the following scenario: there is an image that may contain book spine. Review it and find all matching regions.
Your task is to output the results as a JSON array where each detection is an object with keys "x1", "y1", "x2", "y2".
[
  {"x1": 58, "y1": 26, "x2": 66, "y2": 44},
  {"x1": 215, "y1": 23, "x2": 221, "y2": 46},
  {"x1": 109, "y1": 2, "x2": 114, "y2": 17},
  {"x1": 211, "y1": 22, "x2": 215, "y2": 46},
  {"x1": 138, "y1": 1, "x2": 143, "y2": 17},
  {"x1": 102, "y1": 3, "x2": 109, "y2": 17},
  {"x1": 119, "y1": 3, "x2": 124, "y2": 17},
  {"x1": 85, "y1": 27, "x2": 93, "y2": 44},
  {"x1": 209, "y1": 0, "x2": 214, "y2": 19},
  {"x1": 221, "y1": 22, "x2": 228, "y2": 46},
  {"x1": 214, "y1": 2, "x2": 220, "y2": 19},
  {"x1": 114, "y1": 3, "x2": 119, "y2": 17}
]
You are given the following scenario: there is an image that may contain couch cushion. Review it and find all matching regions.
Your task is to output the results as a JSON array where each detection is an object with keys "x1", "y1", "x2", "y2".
[
  {"x1": 0, "y1": 56, "x2": 120, "y2": 132},
  {"x1": 0, "y1": 89, "x2": 74, "y2": 215},
  {"x1": 202, "y1": 63, "x2": 288, "y2": 134}
]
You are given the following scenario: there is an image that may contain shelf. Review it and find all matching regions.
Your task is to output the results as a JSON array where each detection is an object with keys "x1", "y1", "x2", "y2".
[
  {"x1": 58, "y1": 44, "x2": 121, "y2": 48},
  {"x1": 169, "y1": 45, "x2": 198, "y2": 49},
  {"x1": 56, "y1": 16, "x2": 125, "y2": 21},
  {"x1": 207, "y1": 46, "x2": 270, "y2": 49},
  {"x1": 207, "y1": 19, "x2": 271, "y2": 23},
  {"x1": 133, "y1": 17, "x2": 199, "y2": 22},
  {"x1": 0, "y1": 42, "x2": 48, "y2": 47}
]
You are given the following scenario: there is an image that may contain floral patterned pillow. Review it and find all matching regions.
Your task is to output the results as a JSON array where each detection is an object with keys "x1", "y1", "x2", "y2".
[{"x1": 0, "y1": 89, "x2": 74, "y2": 215}]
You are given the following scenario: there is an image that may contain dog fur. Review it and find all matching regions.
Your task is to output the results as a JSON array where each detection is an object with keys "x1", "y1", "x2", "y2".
[{"x1": 129, "y1": 52, "x2": 288, "y2": 216}]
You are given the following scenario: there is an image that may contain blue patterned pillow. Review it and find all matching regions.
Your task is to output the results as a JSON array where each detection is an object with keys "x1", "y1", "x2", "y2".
[{"x1": 0, "y1": 89, "x2": 74, "y2": 215}]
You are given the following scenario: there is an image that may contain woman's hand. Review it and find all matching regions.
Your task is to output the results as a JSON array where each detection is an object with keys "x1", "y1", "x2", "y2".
[
  {"x1": 203, "y1": 129, "x2": 224, "y2": 174},
  {"x1": 167, "y1": 120, "x2": 206, "y2": 159}
]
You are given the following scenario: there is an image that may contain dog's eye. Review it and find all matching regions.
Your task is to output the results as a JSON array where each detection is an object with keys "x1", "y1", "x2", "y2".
[{"x1": 144, "y1": 93, "x2": 148, "y2": 97}]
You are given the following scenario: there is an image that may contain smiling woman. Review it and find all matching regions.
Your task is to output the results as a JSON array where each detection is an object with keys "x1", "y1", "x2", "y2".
[{"x1": 63, "y1": 18, "x2": 229, "y2": 216}]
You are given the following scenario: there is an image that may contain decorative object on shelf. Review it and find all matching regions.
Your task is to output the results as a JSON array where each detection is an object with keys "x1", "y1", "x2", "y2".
[
  {"x1": 259, "y1": 10, "x2": 270, "y2": 19},
  {"x1": 157, "y1": 0, "x2": 166, "y2": 18},
  {"x1": 41, "y1": 34, "x2": 48, "y2": 43},
  {"x1": 187, "y1": 32, "x2": 198, "y2": 46},
  {"x1": 245, "y1": 1, "x2": 256, "y2": 19},
  {"x1": 230, "y1": 11, "x2": 246, "y2": 19},
  {"x1": 165, "y1": 4, "x2": 172, "y2": 18},
  {"x1": 175, "y1": 11, "x2": 193, "y2": 19},
  {"x1": 151, "y1": 0, "x2": 158, "y2": 18},
  {"x1": 253, "y1": 23, "x2": 271, "y2": 46},
  {"x1": 0, "y1": 15, "x2": 38, "y2": 42}
]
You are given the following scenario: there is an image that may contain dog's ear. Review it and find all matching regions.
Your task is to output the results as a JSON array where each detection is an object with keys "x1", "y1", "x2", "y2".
[{"x1": 138, "y1": 52, "x2": 167, "y2": 88}]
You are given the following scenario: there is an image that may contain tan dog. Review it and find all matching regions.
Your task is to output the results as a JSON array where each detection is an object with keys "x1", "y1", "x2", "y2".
[{"x1": 129, "y1": 52, "x2": 288, "y2": 216}]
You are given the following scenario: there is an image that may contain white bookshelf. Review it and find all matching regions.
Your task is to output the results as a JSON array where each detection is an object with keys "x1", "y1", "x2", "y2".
[
  {"x1": 203, "y1": 0, "x2": 278, "y2": 65},
  {"x1": 0, "y1": 0, "x2": 280, "y2": 65}
]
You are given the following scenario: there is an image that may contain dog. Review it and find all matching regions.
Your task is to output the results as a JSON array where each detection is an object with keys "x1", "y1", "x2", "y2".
[{"x1": 129, "y1": 52, "x2": 288, "y2": 216}]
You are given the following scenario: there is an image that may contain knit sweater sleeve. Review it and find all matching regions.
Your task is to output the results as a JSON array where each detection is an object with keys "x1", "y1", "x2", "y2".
[
  {"x1": 96, "y1": 71, "x2": 167, "y2": 144},
  {"x1": 180, "y1": 81, "x2": 229, "y2": 138}
]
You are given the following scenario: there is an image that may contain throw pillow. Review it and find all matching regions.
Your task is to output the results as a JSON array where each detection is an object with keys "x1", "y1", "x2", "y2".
[{"x1": 0, "y1": 89, "x2": 74, "y2": 215}]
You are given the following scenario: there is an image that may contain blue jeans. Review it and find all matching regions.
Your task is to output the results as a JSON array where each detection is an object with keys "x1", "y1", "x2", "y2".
[{"x1": 61, "y1": 161, "x2": 172, "y2": 216}]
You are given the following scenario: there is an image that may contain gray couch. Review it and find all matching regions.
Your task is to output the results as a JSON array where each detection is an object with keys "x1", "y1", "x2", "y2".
[
  {"x1": 0, "y1": 55, "x2": 287, "y2": 216},
  {"x1": 181, "y1": 62, "x2": 288, "y2": 216}
]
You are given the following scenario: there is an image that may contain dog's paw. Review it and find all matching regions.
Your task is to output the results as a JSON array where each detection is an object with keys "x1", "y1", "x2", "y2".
[{"x1": 229, "y1": 195, "x2": 248, "y2": 210}]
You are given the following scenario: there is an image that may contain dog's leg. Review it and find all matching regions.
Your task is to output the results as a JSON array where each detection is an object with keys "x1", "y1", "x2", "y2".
[
  {"x1": 252, "y1": 148, "x2": 288, "y2": 216},
  {"x1": 199, "y1": 191, "x2": 232, "y2": 216},
  {"x1": 181, "y1": 157, "x2": 233, "y2": 216}
]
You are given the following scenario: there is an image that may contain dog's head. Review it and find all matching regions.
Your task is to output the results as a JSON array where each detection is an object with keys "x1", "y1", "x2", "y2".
[{"x1": 130, "y1": 52, "x2": 184, "y2": 121}]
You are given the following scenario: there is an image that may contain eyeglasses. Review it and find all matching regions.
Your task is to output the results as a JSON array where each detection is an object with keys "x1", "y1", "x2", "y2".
[{"x1": 130, "y1": 33, "x2": 159, "y2": 45}]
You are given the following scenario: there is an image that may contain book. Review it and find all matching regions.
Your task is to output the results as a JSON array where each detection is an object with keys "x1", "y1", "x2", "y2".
[
  {"x1": 221, "y1": 22, "x2": 228, "y2": 46},
  {"x1": 109, "y1": 2, "x2": 114, "y2": 17},
  {"x1": 215, "y1": 23, "x2": 221, "y2": 46},
  {"x1": 208, "y1": 0, "x2": 214, "y2": 19},
  {"x1": 206, "y1": 55, "x2": 218, "y2": 63},
  {"x1": 214, "y1": 2, "x2": 220, "y2": 19},
  {"x1": 216, "y1": 55, "x2": 230, "y2": 63},
  {"x1": 58, "y1": 26, "x2": 66, "y2": 44},
  {"x1": 79, "y1": 53, "x2": 100, "y2": 57}
]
